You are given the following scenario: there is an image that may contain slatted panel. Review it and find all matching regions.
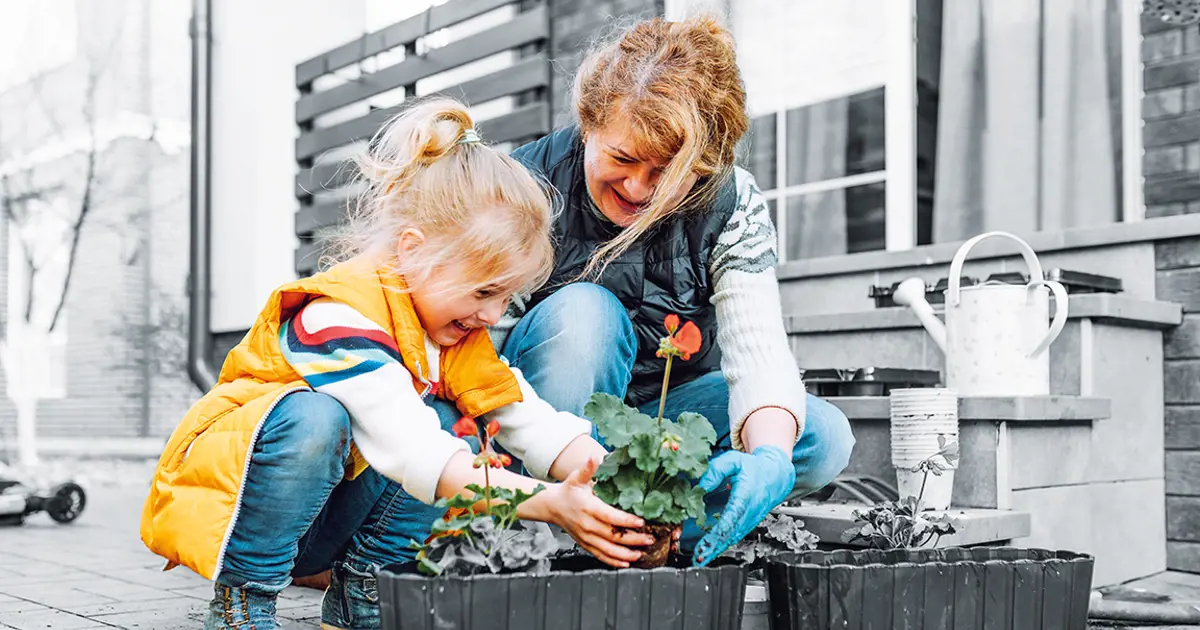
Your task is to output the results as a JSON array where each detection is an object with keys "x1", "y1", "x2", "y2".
[
  {"x1": 295, "y1": 0, "x2": 519, "y2": 86},
  {"x1": 295, "y1": 6, "x2": 548, "y2": 125},
  {"x1": 293, "y1": 0, "x2": 552, "y2": 275}
]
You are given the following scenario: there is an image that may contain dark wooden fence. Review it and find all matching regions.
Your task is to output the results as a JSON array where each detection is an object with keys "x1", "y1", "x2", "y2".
[{"x1": 293, "y1": 0, "x2": 552, "y2": 275}]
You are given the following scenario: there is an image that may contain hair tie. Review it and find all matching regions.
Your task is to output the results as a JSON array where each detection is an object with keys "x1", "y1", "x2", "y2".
[{"x1": 458, "y1": 128, "x2": 482, "y2": 146}]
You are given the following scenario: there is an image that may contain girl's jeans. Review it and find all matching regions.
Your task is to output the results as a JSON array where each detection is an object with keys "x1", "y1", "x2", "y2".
[{"x1": 213, "y1": 283, "x2": 855, "y2": 629}]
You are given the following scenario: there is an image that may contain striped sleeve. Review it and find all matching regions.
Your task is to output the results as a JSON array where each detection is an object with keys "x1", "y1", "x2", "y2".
[{"x1": 279, "y1": 297, "x2": 468, "y2": 504}]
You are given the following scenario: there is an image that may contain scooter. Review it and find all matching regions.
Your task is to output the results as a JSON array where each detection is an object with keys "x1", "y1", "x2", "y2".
[{"x1": 0, "y1": 478, "x2": 86, "y2": 526}]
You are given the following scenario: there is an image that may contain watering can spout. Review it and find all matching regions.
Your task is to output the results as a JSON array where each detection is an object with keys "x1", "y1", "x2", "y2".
[{"x1": 893, "y1": 277, "x2": 947, "y2": 352}]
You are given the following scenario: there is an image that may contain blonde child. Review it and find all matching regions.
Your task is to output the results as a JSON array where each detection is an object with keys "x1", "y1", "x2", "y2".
[{"x1": 140, "y1": 98, "x2": 653, "y2": 630}]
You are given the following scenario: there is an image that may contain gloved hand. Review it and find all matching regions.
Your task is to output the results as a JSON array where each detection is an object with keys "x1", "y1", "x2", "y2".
[{"x1": 693, "y1": 445, "x2": 796, "y2": 566}]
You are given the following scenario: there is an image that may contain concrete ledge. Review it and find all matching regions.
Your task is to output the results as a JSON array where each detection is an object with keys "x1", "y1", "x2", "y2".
[
  {"x1": 775, "y1": 503, "x2": 1032, "y2": 547},
  {"x1": 776, "y1": 213, "x2": 1200, "y2": 280},
  {"x1": 829, "y1": 395, "x2": 1111, "y2": 422},
  {"x1": 785, "y1": 294, "x2": 1183, "y2": 334}
]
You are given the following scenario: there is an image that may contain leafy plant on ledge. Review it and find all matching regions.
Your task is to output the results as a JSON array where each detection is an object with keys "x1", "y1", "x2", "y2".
[
  {"x1": 586, "y1": 314, "x2": 718, "y2": 568},
  {"x1": 841, "y1": 435, "x2": 960, "y2": 550},
  {"x1": 411, "y1": 416, "x2": 557, "y2": 576},
  {"x1": 725, "y1": 512, "x2": 819, "y2": 567}
]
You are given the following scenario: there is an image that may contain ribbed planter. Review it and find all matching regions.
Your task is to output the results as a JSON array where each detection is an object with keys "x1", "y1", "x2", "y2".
[
  {"x1": 378, "y1": 555, "x2": 749, "y2": 630},
  {"x1": 764, "y1": 547, "x2": 1094, "y2": 630}
]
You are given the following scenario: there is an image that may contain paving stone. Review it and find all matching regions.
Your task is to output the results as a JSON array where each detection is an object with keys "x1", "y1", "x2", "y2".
[
  {"x1": 0, "y1": 608, "x2": 107, "y2": 630},
  {"x1": 91, "y1": 603, "x2": 219, "y2": 629},
  {"x1": 63, "y1": 596, "x2": 203, "y2": 618},
  {"x1": 0, "y1": 600, "x2": 49, "y2": 615},
  {"x1": 168, "y1": 584, "x2": 215, "y2": 601}
]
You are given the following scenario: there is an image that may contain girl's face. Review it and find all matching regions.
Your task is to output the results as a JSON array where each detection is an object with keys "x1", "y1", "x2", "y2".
[
  {"x1": 582, "y1": 124, "x2": 698, "y2": 227},
  {"x1": 397, "y1": 230, "x2": 518, "y2": 347},
  {"x1": 409, "y1": 267, "x2": 513, "y2": 347}
]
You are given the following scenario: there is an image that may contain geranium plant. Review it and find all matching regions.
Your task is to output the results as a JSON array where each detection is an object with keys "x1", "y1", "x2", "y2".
[
  {"x1": 411, "y1": 416, "x2": 558, "y2": 576},
  {"x1": 725, "y1": 512, "x2": 819, "y2": 567},
  {"x1": 585, "y1": 314, "x2": 718, "y2": 568},
  {"x1": 841, "y1": 435, "x2": 960, "y2": 549}
]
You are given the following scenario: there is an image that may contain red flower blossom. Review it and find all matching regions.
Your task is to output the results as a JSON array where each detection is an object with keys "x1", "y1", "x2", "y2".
[
  {"x1": 664, "y1": 314, "x2": 680, "y2": 334},
  {"x1": 498, "y1": 454, "x2": 512, "y2": 467},
  {"x1": 486, "y1": 420, "x2": 500, "y2": 438},
  {"x1": 656, "y1": 315, "x2": 704, "y2": 361},
  {"x1": 452, "y1": 416, "x2": 478, "y2": 439},
  {"x1": 671, "y1": 321, "x2": 702, "y2": 359}
]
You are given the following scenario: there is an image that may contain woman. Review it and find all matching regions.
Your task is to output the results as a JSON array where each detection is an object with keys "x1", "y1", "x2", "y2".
[{"x1": 493, "y1": 13, "x2": 855, "y2": 566}]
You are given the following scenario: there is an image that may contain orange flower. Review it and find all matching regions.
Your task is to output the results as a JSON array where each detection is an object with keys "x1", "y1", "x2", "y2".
[
  {"x1": 671, "y1": 321, "x2": 702, "y2": 359},
  {"x1": 486, "y1": 420, "x2": 500, "y2": 438},
  {"x1": 452, "y1": 416, "x2": 478, "y2": 439},
  {"x1": 657, "y1": 315, "x2": 704, "y2": 361},
  {"x1": 664, "y1": 314, "x2": 680, "y2": 334},
  {"x1": 498, "y1": 454, "x2": 512, "y2": 467}
]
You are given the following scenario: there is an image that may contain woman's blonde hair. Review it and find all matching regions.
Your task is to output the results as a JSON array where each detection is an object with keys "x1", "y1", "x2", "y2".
[
  {"x1": 572, "y1": 13, "x2": 749, "y2": 278},
  {"x1": 332, "y1": 96, "x2": 555, "y2": 297}
]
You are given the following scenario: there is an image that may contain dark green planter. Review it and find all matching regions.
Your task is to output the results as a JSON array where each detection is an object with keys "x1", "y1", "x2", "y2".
[
  {"x1": 764, "y1": 547, "x2": 1094, "y2": 630},
  {"x1": 378, "y1": 555, "x2": 749, "y2": 630}
]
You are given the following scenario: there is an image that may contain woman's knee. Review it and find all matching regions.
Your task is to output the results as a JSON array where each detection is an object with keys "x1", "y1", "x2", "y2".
[
  {"x1": 799, "y1": 394, "x2": 856, "y2": 490},
  {"x1": 510, "y1": 283, "x2": 635, "y2": 365}
]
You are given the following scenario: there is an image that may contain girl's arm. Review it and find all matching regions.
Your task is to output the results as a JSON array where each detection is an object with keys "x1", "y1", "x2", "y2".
[
  {"x1": 708, "y1": 168, "x2": 805, "y2": 452},
  {"x1": 485, "y1": 366, "x2": 609, "y2": 481}
]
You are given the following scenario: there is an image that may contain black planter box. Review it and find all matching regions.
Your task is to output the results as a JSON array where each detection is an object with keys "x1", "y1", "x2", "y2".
[
  {"x1": 378, "y1": 555, "x2": 749, "y2": 630},
  {"x1": 764, "y1": 547, "x2": 1094, "y2": 630}
]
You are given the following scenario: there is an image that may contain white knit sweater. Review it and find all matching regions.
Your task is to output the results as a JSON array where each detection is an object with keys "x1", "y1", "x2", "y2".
[{"x1": 491, "y1": 167, "x2": 805, "y2": 451}]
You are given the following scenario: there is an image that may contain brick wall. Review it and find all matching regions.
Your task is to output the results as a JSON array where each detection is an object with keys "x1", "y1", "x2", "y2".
[
  {"x1": 1145, "y1": 18, "x2": 1200, "y2": 574},
  {"x1": 1142, "y1": 19, "x2": 1200, "y2": 217},
  {"x1": 547, "y1": 0, "x2": 665, "y2": 128},
  {"x1": 1157, "y1": 237, "x2": 1200, "y2": 572}
]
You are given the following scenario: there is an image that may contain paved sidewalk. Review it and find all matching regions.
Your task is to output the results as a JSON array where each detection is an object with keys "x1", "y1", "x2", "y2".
[{"x1": 0, "y1": 477, "x2": 323, "y2": 629}]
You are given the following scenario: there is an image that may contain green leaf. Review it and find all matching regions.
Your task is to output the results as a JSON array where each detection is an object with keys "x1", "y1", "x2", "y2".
[
  {"x1": 594, "y1": 479, "x2": 620, "y2": 505},
  {"x1": 641, "y1": 489, "x2": 671, "y2": 521},
  {"x1": 617, "y1": 485, "x2": 645, "y2": 511},
  {"x1": 584, "y1": 393, "x2": 653, "y2": 448},
  {"x1": 673, "y1": 483, "x2": 707, "y2": 522},
  {"x1": 628, "y1": 433, "x2": 662, "y2": 473},
  {"x1": 676, "y1": 412, "x2": 718, "y2": 447},
  {"x1": 612, "y1": 466, "x2": 646, "y2": 493},
  {"x1": 595, "y1": 448, "x2": 630, "y2": 481}
]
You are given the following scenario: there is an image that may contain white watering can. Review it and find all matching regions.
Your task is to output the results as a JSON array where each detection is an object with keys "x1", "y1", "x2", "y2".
[{"x1": 893, "y1": 231, "x2": 1069, "y2": 396}]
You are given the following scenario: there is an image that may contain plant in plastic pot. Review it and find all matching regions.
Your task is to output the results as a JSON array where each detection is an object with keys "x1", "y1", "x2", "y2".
[
  {"x1": 584, "y1": 314, "x2": 718, "y2": 569},
  {"x1": 765, "y1": 438, "x2": 1096, "y2": 629},
  {"x1": 409, "y1": 415, "x2": 558, "y2": 577},
  {"x1": 841, "y1": 435, "x2": 959, "y2": 549}
]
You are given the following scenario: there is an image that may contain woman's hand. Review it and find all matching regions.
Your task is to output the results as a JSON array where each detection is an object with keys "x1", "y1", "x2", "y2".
[{"x1": 543, "y1": 458, "x2": 656, "y2": 568}]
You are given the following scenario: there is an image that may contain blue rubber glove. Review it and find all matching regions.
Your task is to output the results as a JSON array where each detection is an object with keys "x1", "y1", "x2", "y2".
[{"x1": 693, "y1": 445, "x2": 796, "y2": 566}]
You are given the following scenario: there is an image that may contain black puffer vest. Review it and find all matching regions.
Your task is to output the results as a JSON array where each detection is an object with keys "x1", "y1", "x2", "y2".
[{"x1": 512, "y1": 126, "x2": 738, "y2": 407}]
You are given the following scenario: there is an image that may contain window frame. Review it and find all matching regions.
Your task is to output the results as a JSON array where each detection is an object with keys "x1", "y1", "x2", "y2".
[{"x1": 671, "y1": 0, "x2": 1147, "y2": 261}]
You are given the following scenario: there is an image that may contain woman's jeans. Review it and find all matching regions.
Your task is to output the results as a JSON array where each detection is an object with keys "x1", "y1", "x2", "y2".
[{"x1": 213, "y1": 283, "x2": 855, "y2": 628}]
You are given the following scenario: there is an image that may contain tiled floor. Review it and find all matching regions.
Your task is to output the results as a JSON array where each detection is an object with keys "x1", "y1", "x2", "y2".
[{"x1": 0, "y1": 480, "x2": 323, "y2": 629}]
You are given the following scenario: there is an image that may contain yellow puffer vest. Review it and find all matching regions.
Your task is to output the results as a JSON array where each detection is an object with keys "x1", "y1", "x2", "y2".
[{"x1": 140, "y1": 260, "x2": 522, "y2": 580}]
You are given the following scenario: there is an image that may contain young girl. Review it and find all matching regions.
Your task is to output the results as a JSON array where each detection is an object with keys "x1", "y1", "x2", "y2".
[{"x1": 140, "y1": 98, "x2": 654, "y2": 630}]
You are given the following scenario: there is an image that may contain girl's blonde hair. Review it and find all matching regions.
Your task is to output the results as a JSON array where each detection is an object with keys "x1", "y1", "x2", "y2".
[
  {"x1": 333, "y1": 96, "x2": 555, "y2": 297},
  {"x1": 572, "y1": 14, "x2": 749, "y2": 279}
]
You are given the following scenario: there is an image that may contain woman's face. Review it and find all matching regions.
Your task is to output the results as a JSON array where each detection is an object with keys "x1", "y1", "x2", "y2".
[{"x1": 582, "y1": 124, "x2": 698, "y2": 227}]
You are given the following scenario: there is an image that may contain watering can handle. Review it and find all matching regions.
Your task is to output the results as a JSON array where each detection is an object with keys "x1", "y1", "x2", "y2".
[
  {"x1": 1027, "y1": 280, "x2": 1069, "y2": 358},
  {"x1": 947, "y1": 231, "x2": 1045, "y2": 308}
]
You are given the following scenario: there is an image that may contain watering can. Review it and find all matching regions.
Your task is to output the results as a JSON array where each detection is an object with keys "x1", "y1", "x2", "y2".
[{"x1": 892, "y1": 231, "x2": 1069, "y2": 396}]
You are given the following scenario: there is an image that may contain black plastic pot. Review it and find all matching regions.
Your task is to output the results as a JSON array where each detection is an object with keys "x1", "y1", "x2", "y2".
[
  {"x1": 764, "y1": 547, "x2": 1094, "y2": 630},
  {"x1": 378, "y1": 555, "x2": 748, "y2": 630}
]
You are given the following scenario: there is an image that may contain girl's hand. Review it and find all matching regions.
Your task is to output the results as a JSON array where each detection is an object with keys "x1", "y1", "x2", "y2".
[{"x1": 546, "y1": 458, "x2": 656, "y2": 568}]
